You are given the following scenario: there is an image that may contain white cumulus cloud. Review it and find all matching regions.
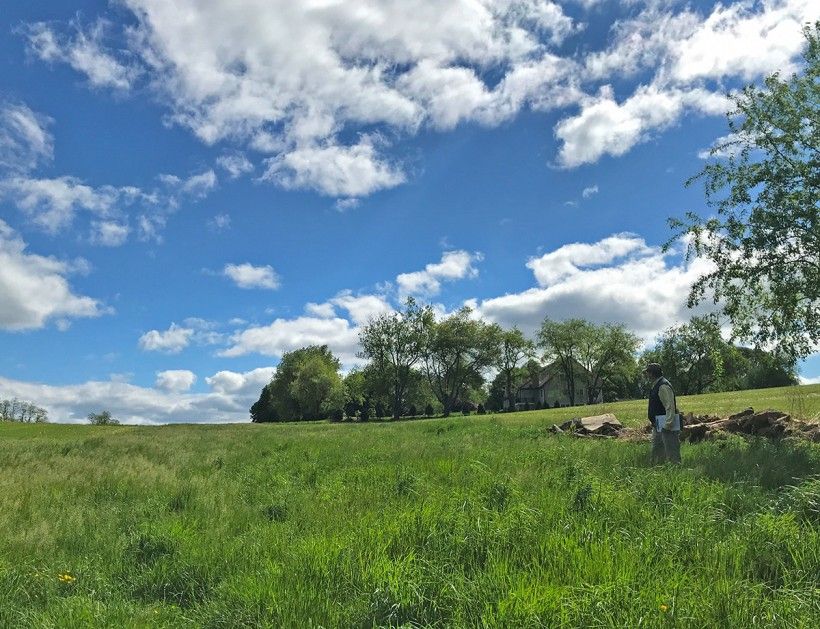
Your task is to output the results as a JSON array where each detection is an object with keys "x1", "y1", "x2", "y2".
[
  {"x1": 526, "y1": 233, "x2": 652, "y2": 286},
  {"x1": 397, "y1": 250, "x2": 483, "y2": 297},
  {"x1": 221, "y1": 316, "x2": 362, "y2": 367},
  {"x1": 262, "y1": 138, "x2": 406, "y2": 198},
  {"x1": 554, "y1": 85, "x2": 731, "y2": 168},
  {"x1": 472, "y1": 233, "x2": 716, "y2": 342},
  {"x1": 155, "y1": 369, "x2": 197, "y2": 392},
  {"x1": 667, "y1": 0, "x2": 816, "y2": 83},
  {"x1": 206, "y1": 367, "x2": 275, "y2": 396},
  {"x1": 0, "y1": 219, "x2": 104, "y2": 330},
  {"x1": 138, "y1": 323, "x2": 194, "y2": 354},
  {"x1": 223, "y1": 263, "x2": 280, "y2": 290},
  {"x1": 329, "y1": 292, "x2": 394, "y2": 326}
]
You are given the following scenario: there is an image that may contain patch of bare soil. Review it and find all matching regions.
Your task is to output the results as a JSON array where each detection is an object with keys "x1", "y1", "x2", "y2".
[{"x1": 551, "y1": 408, "x2": 820, "y2": 443}]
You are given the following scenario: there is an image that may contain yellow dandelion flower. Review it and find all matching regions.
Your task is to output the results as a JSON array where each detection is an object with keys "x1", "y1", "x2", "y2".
[{"x1": 660, "y1": 604, "x2": 669, "y2": 613}]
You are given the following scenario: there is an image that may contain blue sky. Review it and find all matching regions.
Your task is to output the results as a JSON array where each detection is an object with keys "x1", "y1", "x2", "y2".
[{"x1": 1, "y1": 0, "x2": 817, "y2": 423}]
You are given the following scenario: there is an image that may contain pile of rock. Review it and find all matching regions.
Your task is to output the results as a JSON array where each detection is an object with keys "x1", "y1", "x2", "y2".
[
  {"x1": 549, "y1": 408, "x2": 820, "y2": 443},
  {"x1": 680, "y1": 407, "x2": 820, "y2": 443},
  {"x1": 550, "y1": 413, "x2": 623, "y2": 437}
]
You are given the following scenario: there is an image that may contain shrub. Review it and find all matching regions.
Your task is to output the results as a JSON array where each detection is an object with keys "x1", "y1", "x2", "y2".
[
  {"x1": 424, "y1": 403, "x2": 434, "y2": 417},
  {"x1": 476, "y1": 403, "x2": 486, "y2": 415}
]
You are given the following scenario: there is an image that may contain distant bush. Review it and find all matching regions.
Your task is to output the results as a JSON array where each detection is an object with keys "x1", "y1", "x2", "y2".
[
  {"x1": 407, "y1": 404, "x2": 417, "y2": 417},
  {"x1": 88, "y1": 411, "x2": 119, "y2": 426},
  {"x1": 424, "y1": 403, "x2": 434, "y2": 417},
  {"x1": 375, "y1": 402, "x2": 385, "y2": 419},
  {"x1": 476, "y1": 404, "x2": 486, "y2": 415}
]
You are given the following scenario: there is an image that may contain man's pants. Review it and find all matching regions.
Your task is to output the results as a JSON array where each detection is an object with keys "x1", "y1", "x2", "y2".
[{"x1": 651, "y1": 429, "x2": 681, "y2": 464}]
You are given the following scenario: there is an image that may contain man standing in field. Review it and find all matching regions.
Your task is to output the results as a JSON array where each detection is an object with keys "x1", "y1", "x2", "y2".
[{"x1": 644, "y1": 363, "x2": 681, "y2": 464}]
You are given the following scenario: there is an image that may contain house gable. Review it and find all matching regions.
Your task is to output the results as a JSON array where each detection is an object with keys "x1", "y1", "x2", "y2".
[{"x1": 513, "y1": 358, "x2": 602, "y2": 408}]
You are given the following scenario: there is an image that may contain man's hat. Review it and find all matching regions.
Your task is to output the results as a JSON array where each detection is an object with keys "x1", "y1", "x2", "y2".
[{"x1": 642, "y1": 362, "x2": 663, "y2": 377}]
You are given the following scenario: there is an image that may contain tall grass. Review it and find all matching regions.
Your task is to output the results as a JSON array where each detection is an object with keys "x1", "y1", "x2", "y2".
[{"x1": 0, "y1": 385, "x2": 818, "y2": 627}]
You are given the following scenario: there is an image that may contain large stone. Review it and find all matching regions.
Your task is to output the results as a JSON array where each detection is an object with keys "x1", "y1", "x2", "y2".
[{"x1": 578, "y1": 413, "x2": 622, "y2": 434}]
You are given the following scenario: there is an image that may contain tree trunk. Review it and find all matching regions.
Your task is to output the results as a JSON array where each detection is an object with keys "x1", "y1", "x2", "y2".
[
  {"x1": 392, "y1": 386, "x2": 402, "y2": 420},
  {"x1": 504, "y1": 371, "x2": 513, "y2": 410}
]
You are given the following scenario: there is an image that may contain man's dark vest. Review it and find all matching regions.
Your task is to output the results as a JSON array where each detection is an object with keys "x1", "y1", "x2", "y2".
[{"x1": 648, "y1": 377, "x2": 676, "y2": 420}]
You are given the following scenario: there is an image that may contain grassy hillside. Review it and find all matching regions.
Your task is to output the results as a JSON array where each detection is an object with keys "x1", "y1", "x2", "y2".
[{"x1": 1, "y1": 384, "x2": 819, "y2": 627}]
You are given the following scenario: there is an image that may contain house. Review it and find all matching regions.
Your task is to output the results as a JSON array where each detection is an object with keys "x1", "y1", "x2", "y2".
[{"x1": 509, "y1": 359, "x2": 603, "y2": 409}]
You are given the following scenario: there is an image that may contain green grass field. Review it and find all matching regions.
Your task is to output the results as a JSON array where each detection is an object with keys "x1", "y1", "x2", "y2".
[{"x1": 1, "y1": 384, "x2": 819, "y2": 627}]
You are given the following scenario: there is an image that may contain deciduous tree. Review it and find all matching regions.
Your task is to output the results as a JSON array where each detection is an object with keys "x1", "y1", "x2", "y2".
[
  {"x1": 358, "y1": 298, "x2": 432, "y2": 420},
  {"x1": 496, "y1": 327, "x2": 535, "y2": 410},
  {"x1": 642, "y1": 315, "x2": 798, "y2": 395},
  {"x1": 672, "y1": 23, "x2": 820, "y2": 360},
  {"x1": 0, "y1": 398, "x2": 48, "y2": 423},
  {"x1": 87, "y1": 410, "x2": 119, "y2": 425},
  {"x1": 250, "y1": 345, "x2": 342, "y2": 421},
  {"x1": 575, "y1": 323, "x2": 640, "y2": 404},
  {"x1": 641, "y1": 315, "x2": 737, "y2": 395},
  {"x1": 421, "y1": 308, "x2": 502, "y2": 416},
  {"x1": 537, "y1": 318, "x2": 588, "y2": 406}
]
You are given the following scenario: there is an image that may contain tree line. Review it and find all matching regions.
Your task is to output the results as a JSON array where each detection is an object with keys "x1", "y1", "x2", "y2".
[
  {"x1": 250, "y1": 305, "x2": 797, "y2": 423},
  {"x1": 0, "y1": 399, "x2": 123, "y2": 425},
  {"x1": 0, "y1": 398, "x2": 49, "y2": 423}
]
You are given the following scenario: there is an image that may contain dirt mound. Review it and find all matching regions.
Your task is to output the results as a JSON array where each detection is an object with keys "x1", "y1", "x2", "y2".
[
  {"x1": 680, "y1": 408, "x2": 820, "y2": 443},
  {"x1": 552, "y1": 408, "x2": 820, "y2": 443}
]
